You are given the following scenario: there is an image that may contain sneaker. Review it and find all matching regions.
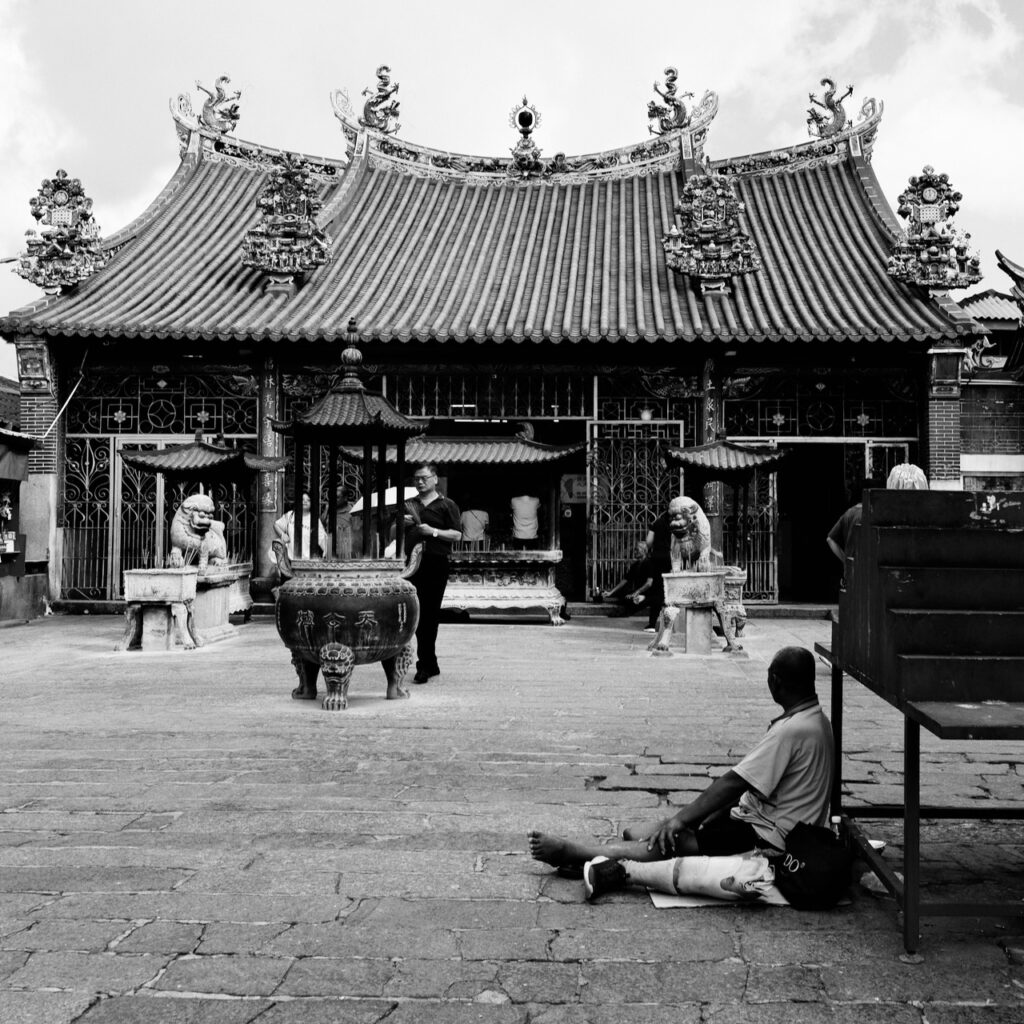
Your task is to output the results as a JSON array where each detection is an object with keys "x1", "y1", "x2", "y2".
[
  {"x1": 413, "y1": 669, "x2": 440, "y2": 684},
  {"x1": 643, "y1": 626, "x2": 656, "y2": 633},
  {"x1": 583, "y1": 855, "x2": 628, "y2": 900}
]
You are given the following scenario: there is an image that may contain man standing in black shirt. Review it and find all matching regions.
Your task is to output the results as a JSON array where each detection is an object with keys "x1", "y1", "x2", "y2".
[
  {"x1": 644, "y1": 506, "x2": 675, "y2": 633},
  {"x1": 404, "y1": 463, "x2": 462, "y2": 684}
]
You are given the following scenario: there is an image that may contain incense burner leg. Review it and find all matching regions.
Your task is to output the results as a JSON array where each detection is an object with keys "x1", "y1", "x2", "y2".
[
  {"x1": 383, "y1": 641, "x2": 415, "y2": 700},
  {"x1": 290, "y1": 650, "x2": 319, "y2": 700},
  {"x1": 319, "y1": 642, "x2": 355, "y2": 712}
]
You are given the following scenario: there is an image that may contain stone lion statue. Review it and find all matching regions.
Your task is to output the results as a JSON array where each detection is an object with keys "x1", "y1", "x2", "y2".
[
  {"x1": 169, "y1": 493, "x2": 228, "y2": 570},
  {"x1": 667, "y1": 495, "x2": 714, "y2": 573}
]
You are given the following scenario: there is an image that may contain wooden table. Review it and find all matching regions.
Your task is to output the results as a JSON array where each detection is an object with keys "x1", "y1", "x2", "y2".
[{"x1": 815, "y1": 640, "x2": 1024, "y2": 957}]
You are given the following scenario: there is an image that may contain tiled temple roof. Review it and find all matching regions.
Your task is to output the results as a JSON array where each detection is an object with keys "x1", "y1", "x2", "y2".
[{"x1": 0, "y1": 94, "x2": 981, "y2": 347}]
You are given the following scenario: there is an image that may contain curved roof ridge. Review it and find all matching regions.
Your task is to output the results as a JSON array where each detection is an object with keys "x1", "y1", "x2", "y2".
[{"x1": 713, "y1": 99, "x2": 884, "y2": 178}]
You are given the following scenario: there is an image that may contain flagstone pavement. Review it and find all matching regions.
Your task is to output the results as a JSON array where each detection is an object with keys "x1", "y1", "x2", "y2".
[{"x1": 1, "y1": 612, "x2": 1022, "y2": 1023}]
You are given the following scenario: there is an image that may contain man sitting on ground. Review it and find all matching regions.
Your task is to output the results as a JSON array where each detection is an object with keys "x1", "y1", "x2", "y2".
[
  {"x1": 528, "y1": 646, "x2": 833, "y2": 899},
  {"x1": 600, "y1": 541, "x2": 655, "y2": 617}
]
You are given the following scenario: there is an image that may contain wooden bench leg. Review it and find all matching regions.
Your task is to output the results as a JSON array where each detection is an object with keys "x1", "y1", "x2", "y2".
[
  {"x1": 831, "y1": 662, "x2": 843, "y2": 818},
  {"x1": 902, "y1": 717, "x2": 922, "y2": 959}
]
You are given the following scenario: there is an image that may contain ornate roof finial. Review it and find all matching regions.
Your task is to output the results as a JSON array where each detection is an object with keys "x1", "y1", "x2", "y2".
[
  {"x1": 196, "y1": 75, "x2": 241, "y2": 134},
  {"x1": 508, "y1": 97, "x2": 544, "y2": 179},
  {"x1": 662, "y1": 173, "x2": 761, "y2": 295},
  {"x1": 648, "y1": 67, "x2": 693, "y2": 135},
  {"x1": 359, "y1": 65, "x2": 401, "y2": 135},
  {"x1": 887, "y1": 165, "x2": 982, "y2": 291},
  {"x1": 806, "y1": 77, "x2": 853, "y2": 139},
  {"x1": 339, "y1": 318, "x2": 366, "y2": 391},
  {"x1": 241, "y1": 153, "x2": 332, "y2": 293},
  {"x1": 15, "y1": 169, "x2": 107, "y2": 294}
]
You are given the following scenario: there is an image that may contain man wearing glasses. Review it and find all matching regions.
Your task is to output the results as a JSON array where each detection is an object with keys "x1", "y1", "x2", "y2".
[{"x1": 403, "y1": 463, "x2": 462, "y2": 684}]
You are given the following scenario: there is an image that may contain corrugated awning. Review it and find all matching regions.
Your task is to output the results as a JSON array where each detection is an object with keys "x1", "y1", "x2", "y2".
[{"x1": 0, "y1": 426, "x2": 37, "y2": 482}]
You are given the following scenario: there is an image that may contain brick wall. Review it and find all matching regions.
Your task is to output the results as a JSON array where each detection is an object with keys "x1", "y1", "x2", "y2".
[
  {"x1": 927, "y1": 395, "x2": 960, "y2": 482},
  {"x1": 16, "y1": 341, "x2": 59, "y2": 474}
]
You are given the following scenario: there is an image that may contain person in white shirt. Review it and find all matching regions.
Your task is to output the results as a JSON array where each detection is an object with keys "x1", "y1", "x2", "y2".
[
  {"x1": 273, "y1": 492, "x2": 329, "y2": 560},
  {"x1": 510, "y1": 494, "x2": 540, "y2": 549},
  {"x1": 460, "y1": 508, "x2": 490, "y2": 549}
]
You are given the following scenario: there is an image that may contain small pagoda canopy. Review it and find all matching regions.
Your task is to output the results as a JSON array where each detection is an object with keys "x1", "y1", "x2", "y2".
[
  {"x1": 663, "y1": 438, "x2": 786, "y2": 481},
  {"x1": 119, "y1": 429, "x2": 287, "y2": 480},
  {"x1": 664, "y1": 436, "x2": 787, "y2": 569},
  {"x1": 366, "y1": 433, "x2": 586, "y2": 466},
  {"x1": 0, "y1": 425, "x2": 37, "y2": 482},
  {"x1": 270, "y1": 321, "x2": 422, "y2": 558}
]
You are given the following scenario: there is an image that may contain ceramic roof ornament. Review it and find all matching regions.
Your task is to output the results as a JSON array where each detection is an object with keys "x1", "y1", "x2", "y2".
[
  {"x1": 196, "y1": 76, "x2": 241, "y2": 134},
  {"x1": 887, "y1": 166, "x2": 982, "y2": 291},
  {"x1": 806, "y1": 78, "x2": 853, "y2": 140},
  {"x1": 359, "y1": 65, "x2": 401, "y2": 135},
  {"x1": 15, "y1": 170, "x2": 107, "y2": 294}
]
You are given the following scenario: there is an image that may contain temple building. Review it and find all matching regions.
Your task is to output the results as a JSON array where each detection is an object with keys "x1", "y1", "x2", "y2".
[{"x1": 3, "y1": 68, "x2": 1014, "y2": 610}]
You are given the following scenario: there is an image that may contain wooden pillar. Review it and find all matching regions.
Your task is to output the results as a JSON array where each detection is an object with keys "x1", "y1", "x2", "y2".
[
  {"x1": 292, "y1": 434, "x2": 305, "y2": 558},
  {"x1": 376, "y1": 443, "x2": 388, "y2": 555},
  {"x1": 361, "y1": 444, "x2": 373, "y2": 556},
  {"x1": 700, "y1": 357, "x2": 724, "y2": 554},
  {"x1": 548, "y1": 476, "x2": 558, "y2": 549},
  {"x1": 256, "y1": 355, "x2": 281, "y2": 577},
  {"x1": 395, "y1": 439, "x2": 406, "y2": 560},
  {"x1": 327, "y1": 446, "x2": 339, "y2": 558},
  {"x1": 308, "y1": 441, "x2": 321, "y2": 558}
]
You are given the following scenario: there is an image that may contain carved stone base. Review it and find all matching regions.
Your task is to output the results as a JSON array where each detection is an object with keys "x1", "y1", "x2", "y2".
[
  {"x1": 651, "y1": 570, "x2": 746, "y2": 657},
  {"x1": 116, "y1": 600, "x2": 201, "y2": 652},
  {"x1": 192, "y1": 563, "x2": 253, "y2": 644},
  {"x1": 443, "y1": 550, "x2": 567, "y2": 625}
]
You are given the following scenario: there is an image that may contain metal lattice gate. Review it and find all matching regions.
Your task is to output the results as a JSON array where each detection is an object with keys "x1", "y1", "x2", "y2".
[
  {"x1": 588, "y1": 422, "x2": 684, "y2": 598},
  {"x1": 61, "y1": 436, "x2": 258, "y2": 600},
  {"x1": 722, "y1": 469, "x2": 779, "y2": 602}
]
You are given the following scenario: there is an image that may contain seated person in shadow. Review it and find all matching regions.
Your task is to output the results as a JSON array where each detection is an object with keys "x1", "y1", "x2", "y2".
[{"x1": 600, "y1": 541, "x2": 655, "y2": 617}]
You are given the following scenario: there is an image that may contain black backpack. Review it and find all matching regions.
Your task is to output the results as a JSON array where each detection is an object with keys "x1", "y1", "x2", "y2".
[{"x1": 771, "y1": 822, "x2": 855, "y2": 910}]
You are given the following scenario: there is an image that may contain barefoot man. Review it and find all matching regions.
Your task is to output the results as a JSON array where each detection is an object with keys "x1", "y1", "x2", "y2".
[{"x1": 529, "y1": 646, "x2": 834, "y2": 899}]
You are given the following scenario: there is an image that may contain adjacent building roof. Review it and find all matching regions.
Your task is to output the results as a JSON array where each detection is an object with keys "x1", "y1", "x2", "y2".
[
  {"x1": 958, "y1": 289, "x2": 1021, "y2": 323},
  {"x1": 0, "y1": 87, "x2": 981, "y2": 348}
]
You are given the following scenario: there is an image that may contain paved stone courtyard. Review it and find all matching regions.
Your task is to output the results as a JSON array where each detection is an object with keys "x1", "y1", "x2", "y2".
[{"x1": 1, "y1": 612, "x2": 1022, "y2": 1022}]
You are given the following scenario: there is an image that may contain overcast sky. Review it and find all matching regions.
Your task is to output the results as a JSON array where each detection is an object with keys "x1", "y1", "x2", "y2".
[{"x1": 2, "y1": 0, "x2": 1023, "y2": 381}]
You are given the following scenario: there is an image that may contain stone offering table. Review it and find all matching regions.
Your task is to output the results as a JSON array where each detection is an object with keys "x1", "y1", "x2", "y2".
[
  {"x1": 192, "y1": 561, "x2": 253, "y2": 643},
  {"x1": 648, "y1": 568, "x2": 743, "y2": 655},
  {"x1": 443, "y1": 549, "x2": 567, "y2": 625},
  {"x1": 117, "y1": 568, "x2": 201, "y2": 651},
  {"x1": 117, "y1": 562, "x2": 253, "y2": 651}
]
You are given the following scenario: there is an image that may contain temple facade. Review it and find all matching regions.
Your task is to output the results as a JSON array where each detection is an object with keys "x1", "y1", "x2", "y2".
[{"x1": 2, "y1": 70, "x2": 1006, "y2": 607}]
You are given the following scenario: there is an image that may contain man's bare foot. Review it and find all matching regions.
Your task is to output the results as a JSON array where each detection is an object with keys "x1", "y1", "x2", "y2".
[{"x1": 528, "y1": 830, "x2": 595, "y2": 868}]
